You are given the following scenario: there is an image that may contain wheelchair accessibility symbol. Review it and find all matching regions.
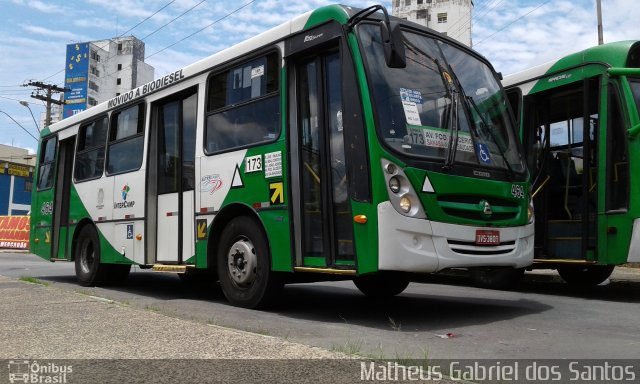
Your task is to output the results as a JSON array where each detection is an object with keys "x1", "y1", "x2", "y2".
[
  {"x1": 476, "y1": 143, "x2": 491, "y2": 165},
  {"x1": 126, "y1": 224, "x2": 134, "y2": 239}
]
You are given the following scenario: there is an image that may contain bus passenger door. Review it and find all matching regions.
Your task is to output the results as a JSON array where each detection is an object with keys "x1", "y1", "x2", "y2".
[
  {"x1": 150, "y1": 90, "x2": 198, "y2": 264},
  {"x1": 51, "y1": 136, "x2": 75, "y2": 260},
  {"x1": 290, "y1": 49, "x2": 356, "y2": 269}
]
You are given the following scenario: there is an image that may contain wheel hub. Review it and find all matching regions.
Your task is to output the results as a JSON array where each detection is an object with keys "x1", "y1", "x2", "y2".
[{"x1": 227, "y1": 239, "x2": 257, "y2": 286}]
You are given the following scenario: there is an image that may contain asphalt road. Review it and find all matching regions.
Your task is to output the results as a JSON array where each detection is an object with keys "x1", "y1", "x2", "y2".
[{"x1": 2, "y1": 251, "x2": 640, "y2": 360}]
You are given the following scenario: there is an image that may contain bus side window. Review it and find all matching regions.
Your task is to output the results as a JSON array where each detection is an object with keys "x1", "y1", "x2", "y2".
[
  {"x1": 75, "y1": 116, "x2": 107, "y2": 182},
  {"x1": 106, "y1": 103, "x2": 145, "y2": 175},
  {"x1": 205, "y1": 52, "x2": 280, "y2": 154},
  {"x1": 37, "y1": 137, "x2": 57, "y2": 190}
]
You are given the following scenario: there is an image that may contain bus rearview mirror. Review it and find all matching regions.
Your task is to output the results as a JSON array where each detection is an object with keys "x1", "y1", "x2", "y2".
[{"x1": 380, "y1": 21, "x2": 406, "y2": 69}]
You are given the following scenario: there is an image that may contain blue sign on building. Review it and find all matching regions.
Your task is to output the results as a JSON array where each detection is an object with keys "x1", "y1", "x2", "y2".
[{"x1": 63, "y1": 42, "x2": 90, "y2": 119}]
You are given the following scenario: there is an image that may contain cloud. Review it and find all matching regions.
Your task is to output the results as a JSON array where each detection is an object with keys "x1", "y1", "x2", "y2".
[
  {"x1": 470, "y1": 0, "x2": 640, "y2": 75},
  {"x1": 21, "y1": 25, "x2": 79, "y2": 40}
]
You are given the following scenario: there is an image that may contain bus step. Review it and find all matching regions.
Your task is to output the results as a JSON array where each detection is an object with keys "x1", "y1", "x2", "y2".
[{"x1": 152, "y1": 264, "x2": 193, "y2": 273}]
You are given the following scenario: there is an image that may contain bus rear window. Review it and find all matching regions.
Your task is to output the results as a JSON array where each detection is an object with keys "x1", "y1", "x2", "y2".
[
  {"x1": 75, "y1": 116, "x2": 107, "y2": 181},
  {"x1": 37, "y1": 137, "x2": 57, "y2": 190}
]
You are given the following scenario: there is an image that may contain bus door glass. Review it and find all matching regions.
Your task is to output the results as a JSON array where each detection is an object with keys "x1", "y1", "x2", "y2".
[
  {"x1": 153, "y1": 90, "x2": 198, "y2": 263},
  {"x1": 293, "y1": 49, "x2": 355, "y2": 268},
  {"x1": 524, "y1": 79, "x2": 599, "y2": 260},
  {"x1": 33, "y1": 136, "x2": 57, "y2": 258},
  {"x1": 52, "y1": 136, "x2": 76, "y2": 260}
]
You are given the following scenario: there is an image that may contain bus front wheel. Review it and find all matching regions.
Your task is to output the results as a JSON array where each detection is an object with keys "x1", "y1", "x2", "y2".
[
  {"x1": 353, "y1": 272, "x2": 410, "y2": 298},
  {"x1": 557, "y1": 265, "x2": 614, "y2": 286},
  {"x1": 217, "y1": 217, "x2": 283, "y2": 309}
]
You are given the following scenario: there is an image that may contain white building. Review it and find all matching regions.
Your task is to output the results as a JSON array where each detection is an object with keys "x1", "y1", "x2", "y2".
[
  {"x1": 392, "y1": 0, "x2": 474, "y2": 47},
  {"x1": 64, "y1": 36, "x2": 154, "y2": 119}
]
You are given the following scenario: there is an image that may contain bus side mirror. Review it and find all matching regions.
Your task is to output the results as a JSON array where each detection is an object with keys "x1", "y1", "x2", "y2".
[{"x1": 380, "y1": 21, "x2": 406, "y2": 68}]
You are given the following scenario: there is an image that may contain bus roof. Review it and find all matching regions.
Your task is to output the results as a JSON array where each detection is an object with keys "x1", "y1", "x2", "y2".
[{"x1": 503, "y1": 40, "x2": 640, "y2": 88}]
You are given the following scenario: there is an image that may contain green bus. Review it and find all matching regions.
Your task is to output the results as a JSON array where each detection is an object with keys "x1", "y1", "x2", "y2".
[
  {"x1": 504, "y1": 41, "x2": 640, "y2": 286},
  {"x1": 30, "y1": 5, "x2": 532, "y2": 308}
]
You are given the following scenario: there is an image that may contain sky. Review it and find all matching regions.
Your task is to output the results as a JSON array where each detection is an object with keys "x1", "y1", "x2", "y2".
[{"x1": 0, "y1": 0, "x2": 638, "y2": 153}]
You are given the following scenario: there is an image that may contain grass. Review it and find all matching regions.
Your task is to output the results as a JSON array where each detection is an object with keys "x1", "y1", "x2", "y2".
[
  {"x1": 331, "y1": 337, "x2": 364, "y2": 355},
  {"x1": 19, "y1": 276, "x2": 48, "y2": 286}
]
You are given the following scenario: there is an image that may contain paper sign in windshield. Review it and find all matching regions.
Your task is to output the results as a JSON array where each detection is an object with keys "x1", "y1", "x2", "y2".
[
  {"x1": 402, "y1": 101, "x2": 422, "y2": 126},
  {"x1": 400, "y1": 88, "x2": 424, "y2": 126},
  {"x1": 407, "y1": 126, "x2": 474, "y2": 153}
]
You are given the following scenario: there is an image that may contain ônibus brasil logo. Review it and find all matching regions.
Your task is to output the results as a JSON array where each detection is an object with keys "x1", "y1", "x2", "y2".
[{"x1": 114, "y1": 184, "x2": 135, "y2": 209}]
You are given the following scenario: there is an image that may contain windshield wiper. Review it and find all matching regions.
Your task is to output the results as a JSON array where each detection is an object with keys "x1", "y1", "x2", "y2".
[
  {"x1": 434, "y1": 59, "x2": 458, "y2": 170},
  {"x1": 463, "y1": 91, "x2": 515, "y2": 178}
]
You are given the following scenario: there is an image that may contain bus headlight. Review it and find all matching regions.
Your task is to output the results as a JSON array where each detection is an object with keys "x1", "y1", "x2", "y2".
[
  {"x1": 399, "y1": 196, "x2": 411, "y2": 212},
  {"x1": 527, "y1": 197, "x2": 534, "y2": 224},
  {"x1": 381, "y1": 158, "x2": 427, "y2": 219},
  {"x1": 389, "y1": 177, "x2": 400, "y2": 193}
]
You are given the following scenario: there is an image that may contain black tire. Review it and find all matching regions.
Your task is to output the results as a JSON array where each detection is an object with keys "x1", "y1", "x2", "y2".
[
  {"x1": 217, "y1": 216, "x2": 283, "y2": 309},
  {"x1": 353, "y1": 272, "x2": 410, "y2": 298},
  {"x1": 74, "y1": 226, "x2": 107, "y2": 286},
  {"x1": 74, "y1": 226, "x2": 131, "y2": 286},
  {"x1": 558, "y1": 265, "x2": 615, "y2": 286},
  {"x1": 470, "y1": 267, "x2": 525, "y2": 290}
]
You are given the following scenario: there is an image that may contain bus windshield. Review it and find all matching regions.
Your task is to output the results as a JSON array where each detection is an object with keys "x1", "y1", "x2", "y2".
[{"x1": 358, "y1": 24, "x2": 525, "y2": 175}]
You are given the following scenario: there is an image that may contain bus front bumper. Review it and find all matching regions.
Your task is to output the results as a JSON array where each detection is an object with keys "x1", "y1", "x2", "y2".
[{"x1": 377, "y1": 201, "x2": 534, "y2": 273}]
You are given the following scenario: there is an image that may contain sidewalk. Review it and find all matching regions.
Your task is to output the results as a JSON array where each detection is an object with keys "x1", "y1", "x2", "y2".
[{"x1": 0, "y1": 275, "x2": 370, "y2": 383}]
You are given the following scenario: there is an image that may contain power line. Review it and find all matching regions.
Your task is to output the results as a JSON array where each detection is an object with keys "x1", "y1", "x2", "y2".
[
  {"x1": 140, "y1": 0, "x2": 206, "y2": 41},
  {"x1": 0, "y1": 110, "x2": 38, "y2": 141},
  {"x1": 120, "y1": 0, "x2": 177, "y2": 37},
  {"x1": 147, "y1": 0, "x2": 257, "y2": 60},
  {"x1": 474, "y1": 0, "x2": 552, "y2": 47},
  {"x1": 101, "y1": 0, "x2": 258, "y2": 82},
  {"x1": 38, "y1": 0, "x2": 181, "y2": 84}
]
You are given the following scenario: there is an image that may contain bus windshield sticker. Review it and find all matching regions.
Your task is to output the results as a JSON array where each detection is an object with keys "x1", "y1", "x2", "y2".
[
  {"x1": 407, "y1": 126, "x2": 474, "y2": 153},
  {"x1": 400, "y1": 87, "x2": 423, "y2": 104},
  {"x1": 245, "y1": 155, "x2": 262, "y2": 173},
  {"x1": 264, "y1": 151, "x2": 282, "y2": 178},
  {"x1": 476, "y1": 142, "x2": 492, "y2": 164},
  {"x1": 402, "y1": 101, "x2": 422, "y2": 126},
  {"x1": 399, "y1": 88, "x2": 424, "y2": 125},
  {"x1": 251, "y1": 65, "x2": 264, "y2": 79}
]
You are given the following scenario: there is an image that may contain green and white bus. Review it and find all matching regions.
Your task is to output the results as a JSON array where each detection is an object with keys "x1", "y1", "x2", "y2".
[
  {"x1": 30, "y1": 5, "x2": 533, "y2": 308},
  {"x1": 504, "y1": 41, "x2": 640, "y2": 286}
]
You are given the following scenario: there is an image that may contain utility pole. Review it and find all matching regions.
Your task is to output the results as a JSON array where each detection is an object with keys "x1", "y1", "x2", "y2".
[
  {"x1": 596, "y1": 0, "x2": 604, "y2": 45},
  {"x1": 25, "y1": 81, "x2": 67, "y2": 127}
]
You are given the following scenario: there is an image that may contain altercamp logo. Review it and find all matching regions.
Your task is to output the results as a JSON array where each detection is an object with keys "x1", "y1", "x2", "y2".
[
  {"x1": 121, "y1": 184, "x2": 130, "y2": 200},
  {"x1": 114, "y1": 184, "x2": 135, "y2": 209}
]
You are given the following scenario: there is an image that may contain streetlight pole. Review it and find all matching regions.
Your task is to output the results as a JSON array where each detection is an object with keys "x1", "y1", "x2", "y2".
[
  {"x1": 596, "y1": 0, "x2": 604, "y2": 45},
  {"x1": 0, "y1": 110, "x2": 39, "y2": 142},
  {"x1": 19, "y1": 101, "x2": 40, "y2": 133}
]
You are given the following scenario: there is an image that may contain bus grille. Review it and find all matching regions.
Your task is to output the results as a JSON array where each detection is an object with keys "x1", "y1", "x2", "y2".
[
  {"x1": 437, "y1": 195, "x2": 520, "y2": 222},
  {"x1": 447, "y1": 239, "x2": 516, "y2": 255}
]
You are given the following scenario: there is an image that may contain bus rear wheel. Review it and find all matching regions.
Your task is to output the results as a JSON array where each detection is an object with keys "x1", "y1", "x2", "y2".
[
  {"x1": 74, "y1": 226, "x2": 130, "y2": 286},
  {"x1": 557, "y1": 265, "x2": 614, "y2": 286},
  {"x1": 74, "y1": 226, "x2": 106, "y2": 286},
  {"x1": 353, "y1": 272, "x2": 410, "y2": 298},
  {"x1": 217, "y1": 217, "x2": 283, "y2": 309}
]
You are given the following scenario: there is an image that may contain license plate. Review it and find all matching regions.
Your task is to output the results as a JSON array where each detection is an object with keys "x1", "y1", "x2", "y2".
[{"x1": 475, "y1": 230, "x2": 500, "y2": 245}]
